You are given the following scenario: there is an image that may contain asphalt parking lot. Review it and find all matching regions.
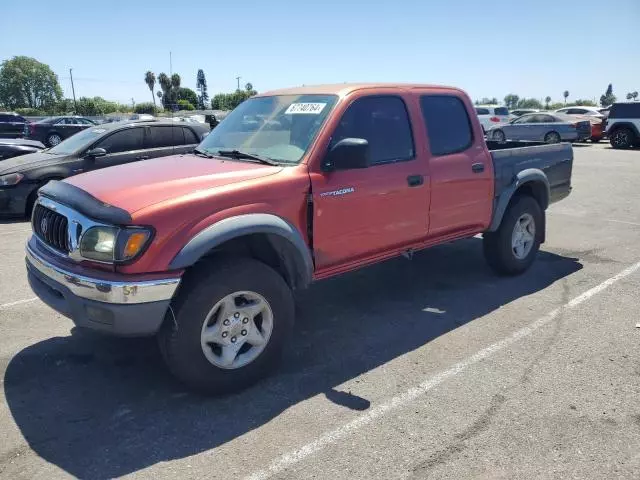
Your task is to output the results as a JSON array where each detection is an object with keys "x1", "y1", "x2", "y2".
[{"x1": 1, "y1": 142, "x2": 639, "y2": 479}]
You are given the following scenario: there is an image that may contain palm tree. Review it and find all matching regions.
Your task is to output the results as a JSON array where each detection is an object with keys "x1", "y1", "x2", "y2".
[
  {"x1": 633, "y1": 91, "x2": 639, "y2": 101},
  {"x1": 144, "y1": 71, "x2": 156, "y2": 106},
  {"x1": 157, "y1": 73, "x2": 171, "y2": 108},
  {"x1": 563, "y1": 90, "x2": 569, "y2": 105},
  {"x1": 627, "y1": 92, "x2": 633, "y2": 100},
  {"x1": 171, "y1": 73, "x2": 181, "y2": 89},
  {"x1": 545, "y1": 96, "x2": 551, "y2": 109}
]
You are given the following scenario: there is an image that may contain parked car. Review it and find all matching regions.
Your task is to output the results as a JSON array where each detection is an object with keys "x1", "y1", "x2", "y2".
[
  {"x1": 487, "y1": 112, "x2": 591, "y2": 143},
  {"x1": 25, "y1": 83, "x2": 574, "y2": 394},
  {"x1": 510, "y1": 109, "x2": 539, "y2": 117},
  {"x1": 0, "y1": 112, "x2": 27, "y2": 139},
  {"x1": 0, "y1": 138, "x2": 45, "y2": 161},
  {"x1": 554, "y1": 106, "x2": 605, "y2": 119},
  {"x1": 0, "y1": 121, "x2": 209, "y2": 216},
  {"x1": 26, "y1": 116, "x2": 97, "y2": 147},
  {"x1": 475, "y1": 105, "x2": 510, "y2": 132},
  {"x1": 580, "y1": 116, "x2": 604, "y2": 143},
  {"x1": 605, "y1": 102, "x2": 640, "y2": 149}
]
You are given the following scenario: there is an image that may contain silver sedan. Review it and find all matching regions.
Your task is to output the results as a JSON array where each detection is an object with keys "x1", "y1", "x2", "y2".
[{"x1": 487, "y1": 113, "x2": 592, "y2": 143}]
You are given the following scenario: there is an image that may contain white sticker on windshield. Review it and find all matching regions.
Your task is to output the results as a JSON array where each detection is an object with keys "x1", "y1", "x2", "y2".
[{"x1": 285, "y1": 103, "x2": 327, "y2": 115}]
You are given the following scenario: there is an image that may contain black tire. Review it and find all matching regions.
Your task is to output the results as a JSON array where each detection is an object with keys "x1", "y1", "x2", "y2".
[
  {"x1": 544, "y1": 131, "x2": 561, "y2": 144},
  {"x1": 46, "y1": 133, "x2": 62, "y2": 147},
  {"x1": 158, "y1": 257, "x2": 294, "y2": 394},
  {"x1": 609, "y1": 128, "x2": 634, "y2": 149},
  {"x1": 483, "y1": 195, "x2": 543, "y2": 276},
  {"x1": 493, "y1": 129, "x2": 506, "y2": 142}
]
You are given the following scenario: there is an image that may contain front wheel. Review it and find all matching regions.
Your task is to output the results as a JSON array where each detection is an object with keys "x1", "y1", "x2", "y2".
[
  {"x1": 158, "y1": 257, "x2": 294, "y2": 394},
  {"x1": 483, "y1": 195, "x2": 543, "y2": 275},
  {"x1": 610, "y1": 128, "x2": 634, "y2": 149},
  {"x1": 492, "y1": 129, "x2": 506, "y2": 142}
]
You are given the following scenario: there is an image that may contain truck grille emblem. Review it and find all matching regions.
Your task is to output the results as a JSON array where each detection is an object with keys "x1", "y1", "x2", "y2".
[{"x1": 40, "y1": 217, "x2": 48, "y2": 235}]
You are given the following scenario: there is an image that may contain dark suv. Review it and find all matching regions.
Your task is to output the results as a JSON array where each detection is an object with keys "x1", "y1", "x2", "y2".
[
  {"x1": 0, "y1": 112, "x2": 27, "y2": 139},
  {"x1": 605, "y1": 103, "x2": 640, "y2": 149},
  {"x1": 0, "y1": 121, "x2": 209, "y2": 216}
]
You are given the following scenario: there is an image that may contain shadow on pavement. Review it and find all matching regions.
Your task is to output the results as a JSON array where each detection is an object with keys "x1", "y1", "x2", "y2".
[{"x1": 3, "y1": 239, "x2": 582, "y2": 478}]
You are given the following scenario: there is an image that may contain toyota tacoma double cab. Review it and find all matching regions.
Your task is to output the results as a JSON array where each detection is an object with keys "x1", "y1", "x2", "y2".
[{"x1": 25, "y1": 84, "x2": 573, "y2": 394}]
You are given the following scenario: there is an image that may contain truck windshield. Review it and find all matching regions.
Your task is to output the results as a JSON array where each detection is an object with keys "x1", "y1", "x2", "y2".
[{"x1": 197, "y1": 94, "x2": 338, "y2": 164}]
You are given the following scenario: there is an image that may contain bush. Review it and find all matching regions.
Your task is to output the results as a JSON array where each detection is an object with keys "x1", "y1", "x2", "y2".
[
  {"x1": 15, "y1": 107, "x2": 45, "y2": 116},
  {"x1": 176, "y1": 99, "x2": 194, "y2": 111},
  {"x1": 134, "y1": 102, "x2": 158, "y2": 114}
]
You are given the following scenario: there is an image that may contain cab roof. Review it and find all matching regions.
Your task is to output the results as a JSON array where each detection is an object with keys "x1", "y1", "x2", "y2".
[{"x1": 257, "y1": 83, "x2": 464, "y2": 98}]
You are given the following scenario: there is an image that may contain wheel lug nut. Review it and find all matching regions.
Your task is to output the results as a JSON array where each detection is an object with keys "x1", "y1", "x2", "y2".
[
  {"x1": 242, "y1": 317, "x2": 249, "y2": 324},
  {"x1": 241, "y1": 329, "x2": 247, "y2": 336},
  {"x1": 221, "y1": 332, "x2": 228, "y2": 338},
  {"x1": 231, "y1": 336, "x2": 237, "y2": 343},
  {"x1": 223, "y1": 319, "x2": 230, "y2": 326},
  {"x1": 234, "y1": 312, "x2": 240, "y2": 318}
]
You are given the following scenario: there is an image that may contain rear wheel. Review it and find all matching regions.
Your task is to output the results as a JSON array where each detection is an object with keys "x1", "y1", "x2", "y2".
[
  {"x1": 158, "y1": 257, "x2": 294, "y2": 394},
  {"x1": 492, "y1": 129, "x2": 506, "y2": 142},
  {"x1": 544, "y1": 131, "x2": 561, "y2": 144},
  {"x1": 609, "y1": 128, "x2": 634, "y2": 149},
  {"x1": 483, "y1": 195, "x2": 542, "y2": 275},
  {"x1": 46, "y1": 133, "x2": 62, "y2": 147}
]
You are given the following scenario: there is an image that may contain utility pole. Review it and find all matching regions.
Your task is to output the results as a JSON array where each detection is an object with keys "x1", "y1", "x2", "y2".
[
  {"x1": 69, "y1": 68, "x2": 77, "y2": 113},
  {"x1": 236, "y1": 76, "x2": 241, "y2": 90},
  {"x1": 170, "y1": 51, "x2": 172, "y2": 76}
]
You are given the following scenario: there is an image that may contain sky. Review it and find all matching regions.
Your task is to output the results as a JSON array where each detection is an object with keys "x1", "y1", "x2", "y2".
[{"x1": 2, "y1": 0, "x2": 639, "y2": 106}]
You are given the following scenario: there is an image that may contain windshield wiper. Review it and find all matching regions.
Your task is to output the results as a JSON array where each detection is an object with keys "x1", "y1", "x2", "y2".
[
  {"x1": 216, "y1": 149, "x2": 278, "y2": 166},
  {"x1": 193, "y1": 148, "x2": 215, "y2": 159}
]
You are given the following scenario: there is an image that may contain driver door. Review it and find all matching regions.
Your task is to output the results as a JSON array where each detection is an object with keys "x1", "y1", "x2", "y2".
[{"x1": 85, "y1": 127, "x2": 145, "y2": 171}]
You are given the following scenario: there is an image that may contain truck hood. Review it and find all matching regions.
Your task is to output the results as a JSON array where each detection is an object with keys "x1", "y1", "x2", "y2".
[
  {"x1": 0, "y1": 151, "x2": 68, "y2": 175},
  {"x1": 65, "y1": 154, "x2": 283, "y2": 214}
]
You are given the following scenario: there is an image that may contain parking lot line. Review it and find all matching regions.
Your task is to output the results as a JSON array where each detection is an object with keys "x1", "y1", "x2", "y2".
[
  {"x1": 244, "y1": 259, "x2": 640, "y2": 480},
  {"x1": 0, "y1": 297, "x2": 37, "y2": 309}
]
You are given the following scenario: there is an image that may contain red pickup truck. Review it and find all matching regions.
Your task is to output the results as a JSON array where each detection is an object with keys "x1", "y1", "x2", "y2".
[{"x1": 25, "y1": 84, "x2": 573, "y2": 393}]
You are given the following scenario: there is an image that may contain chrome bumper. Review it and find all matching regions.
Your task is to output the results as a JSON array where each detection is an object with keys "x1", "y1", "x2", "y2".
[{"x1": 26, "y1": 241, "x2": 180, "y2": 305}]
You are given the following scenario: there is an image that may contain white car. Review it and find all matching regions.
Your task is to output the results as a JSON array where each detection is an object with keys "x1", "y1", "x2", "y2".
[
  {"x1": 554, "y1": 106, "x2": 604, "y2": 118},
  {"x1": 475, "y1": 105, "x2": 510, "y2": 133}
]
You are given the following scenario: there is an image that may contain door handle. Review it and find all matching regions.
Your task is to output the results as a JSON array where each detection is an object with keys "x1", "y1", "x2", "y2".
[
  {"x1": 472, "y1": 163, "x2": 485, "y2": 173},
  {"x1": 407, "y1": 174, "x2": 424, "y2": 187}
]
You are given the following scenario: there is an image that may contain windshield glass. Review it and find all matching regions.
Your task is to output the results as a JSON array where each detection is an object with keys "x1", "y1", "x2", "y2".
[
  {"x1": 48, "y1": 127, "x2": 109, "y2": 155},
  {"x1": 197, "y1": 94, "x2": 338, "y2": 164}
]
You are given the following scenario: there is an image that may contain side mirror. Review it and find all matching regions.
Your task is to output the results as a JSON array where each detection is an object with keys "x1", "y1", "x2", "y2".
[
  {"x1": 323, "y1": 138, "x2": 370, "y2": 172},
  {"x1": 85, "y1": 147, "x2": 107, "y2": 158}
]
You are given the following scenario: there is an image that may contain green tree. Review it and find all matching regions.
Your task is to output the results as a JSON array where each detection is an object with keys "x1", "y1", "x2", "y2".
[
  {"x1": 171, "y1": 73, "x2": 181, "y2": 90},
  {"x1": 599, "y1": 83, "x2": 616, "y2": 107},
  {"x1": 245, "y1": 82, "x2": 253, "y2": 92},
  {"x1": 572, "y1": 99, "x2": 597, "y2": 107},
  {"x1": 0, "y1": 56, "x2": 63, "y2": 110},
  {"x1": 503, "y1": 94, "x2": 519, "y2": 110},
  {"x1": 196, "y1": 69, "x2": 209, "y2": 109},
  {"x1": 176, "y1": 99, "x2": 195, "y2": 111},
  {"x1": 516, "y1": 98, "x2": 544, "y2": 109},
  {"x1": 211, "y1": 84, "x2": 257, "y2": 110},
  {"x1": 144, "y1": 71, "x2": 156, "y2": 107},
  {"x1": 563, "y1": 90, "x2": 569, "y2": 105},
  {"x1": 627, "y1": 92, "x2": 634, "y2": 100},
  {"x1": 157, "y1": 73, "x2": 171, "y2": 108},
  {"x1": 633, "y1": 91, "x2": 639, "y2": 101},
  {"x1": 545, "y1": 96, "x2": 552, "y2": 109},
  {"x1": 134, "y1": 102, "x2": 157, "y2": 114},
  {"x1": 176, "y1": 87, "x2": 198, "y2": 109}
]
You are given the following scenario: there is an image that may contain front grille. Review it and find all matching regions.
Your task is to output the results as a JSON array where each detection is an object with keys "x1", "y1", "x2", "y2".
[{"x1": 33, "y1": 204, "x2": 70, "y2": 253}]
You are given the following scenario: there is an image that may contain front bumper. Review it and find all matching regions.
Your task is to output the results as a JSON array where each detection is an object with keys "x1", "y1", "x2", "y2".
[
  {"x1": 26, "y1": 237, "x2": 181, "y2": 336},
  {"x1": 0, "y1": 184, "x2": 35, "y2": 217}
]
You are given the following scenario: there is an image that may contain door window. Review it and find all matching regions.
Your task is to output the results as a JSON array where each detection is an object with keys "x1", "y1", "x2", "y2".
[
  {"x1": 420, "y1": 95, "x2": 473, "y2": 155},
  {"x1": 332, "y1": 96, "x2": 414, "y2": 165},
  {"x1": 147, "y1": 126, "x2": 185, "y2": 148},
  {"x1": 95, "y1": 128, "x2": 144, "y2": 153},
  {"x1": 513, "y1": 115, "x2": 535, "y2": 124}
]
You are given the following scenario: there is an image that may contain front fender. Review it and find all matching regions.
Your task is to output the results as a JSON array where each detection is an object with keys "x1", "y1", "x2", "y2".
[{"x1": 169, "y1": 213, "x2": 313, "y2": 287}]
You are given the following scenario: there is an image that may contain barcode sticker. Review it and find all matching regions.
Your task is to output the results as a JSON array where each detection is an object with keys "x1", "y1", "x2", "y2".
[{"x1": 285, "y1": 103, "x2": 327, "y2": 115}]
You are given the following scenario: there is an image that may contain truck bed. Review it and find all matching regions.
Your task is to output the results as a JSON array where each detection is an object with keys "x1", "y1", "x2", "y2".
[{"x1": 487, "y1": 140, "x2": 573, "y2": 205}]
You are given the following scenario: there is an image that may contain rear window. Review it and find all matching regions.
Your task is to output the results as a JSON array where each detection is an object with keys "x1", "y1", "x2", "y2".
[
  {"x1": 610, "y1": 103, "x2": 640, "y2": 119},
  {"x1": 147, "y1": 126, "x2": 185, "y2": 148},
  {"x1": 493, "y1": 107, "x2": 509, "y2": 116},
  {"x1": 0, "y1": 114, "x2": 24, "y2": 122},
  {"x1": 421, "y1": 95, "x2": 473, "y2": 156},
  {"x1": 475, "y1": 108, "x2": 490, "y2": 115}
]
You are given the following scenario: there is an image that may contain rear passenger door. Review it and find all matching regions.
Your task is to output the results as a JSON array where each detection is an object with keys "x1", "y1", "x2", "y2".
[
  {"x1": 420, "y1": 95, "x2": 493, "y2": 236},
  {"x1": 144, "y1": 125, "x2": 184, "y2": 159},
  {"x1": 89, "y1": 127, "x2": 146, "y2": 170},
  {"x1": 533, "y1": 114, "x2": 557, "y2": 140}
]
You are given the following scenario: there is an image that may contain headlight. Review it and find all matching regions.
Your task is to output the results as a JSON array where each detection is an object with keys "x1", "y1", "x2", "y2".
[
  {"x1": 80, "y1": 226, "x2": 152, "y2": 263},
  {"x1": 0, "y1": 173, "x2": 24, "y2": 186}
]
